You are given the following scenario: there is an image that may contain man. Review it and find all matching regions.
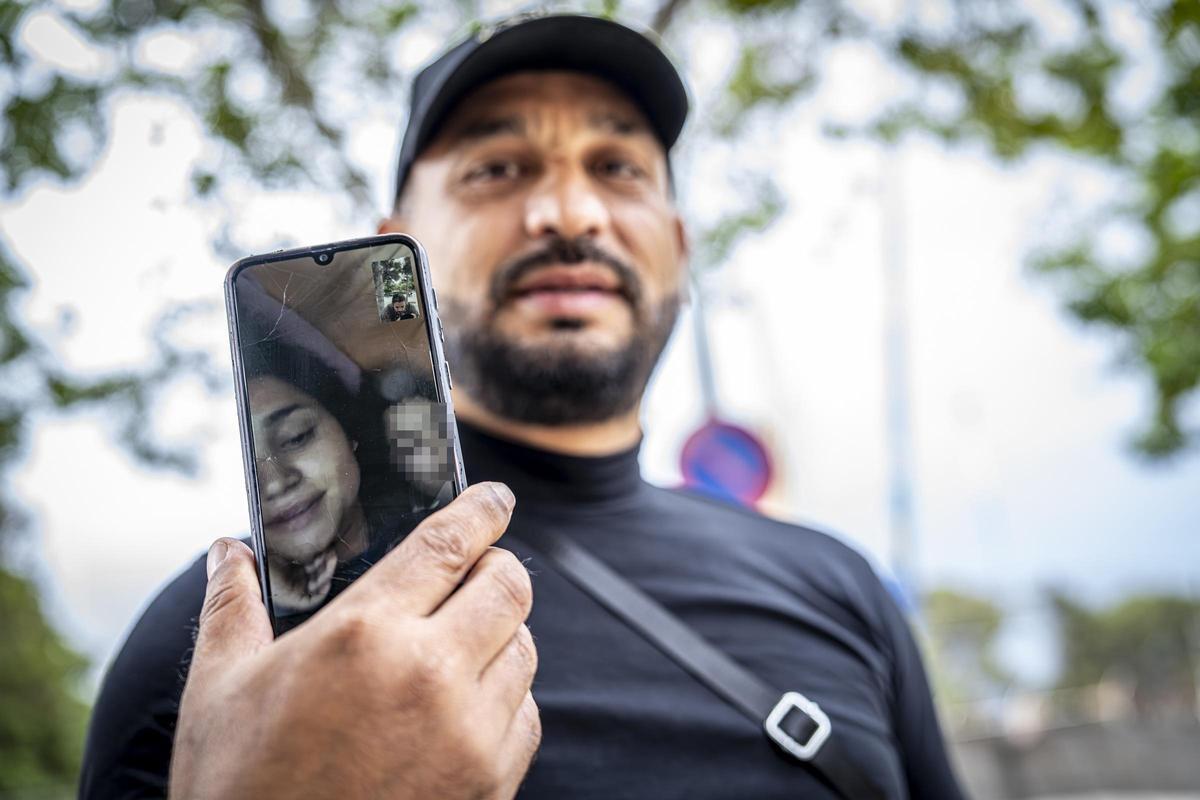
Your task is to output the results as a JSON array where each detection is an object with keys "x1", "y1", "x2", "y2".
[
  {"x1": 387, "y1": 293, "x2": 417, "y2": 321},
  {"x1": 82, "y1": 14, "x2": 965, "y2": 799}
]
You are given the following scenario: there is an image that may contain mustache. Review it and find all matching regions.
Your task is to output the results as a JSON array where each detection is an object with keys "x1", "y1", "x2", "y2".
[{"x1": 488, "y1": 236, "x2": 644, "y2": 309}]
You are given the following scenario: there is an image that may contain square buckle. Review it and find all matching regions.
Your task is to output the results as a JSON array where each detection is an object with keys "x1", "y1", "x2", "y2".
[{"x1": 764, "y1": 691, "x2": 831, "y2": 761}]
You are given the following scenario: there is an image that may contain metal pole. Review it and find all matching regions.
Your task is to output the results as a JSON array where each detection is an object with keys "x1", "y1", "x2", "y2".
[
  {"x1": 881, "y1": 145, "x2": 918, "y2": 608},
  {"x1": 691, "y1": 277, "x2": 720, "y2": 420}
]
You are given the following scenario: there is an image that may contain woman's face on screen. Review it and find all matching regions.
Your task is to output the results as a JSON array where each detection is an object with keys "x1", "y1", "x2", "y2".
[{"x1": 249, "y1": 376, "x2": 361, "y2": 562}]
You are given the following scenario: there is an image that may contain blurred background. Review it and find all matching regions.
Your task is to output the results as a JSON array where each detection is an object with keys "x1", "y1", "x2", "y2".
[{"x1": 1, "y1": 0, "x2": 1198, "y2": 797}]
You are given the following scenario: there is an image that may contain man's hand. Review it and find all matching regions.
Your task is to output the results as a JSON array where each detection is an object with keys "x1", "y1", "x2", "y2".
[{"x1": 170, "y1": 482, "x2": 540, "y2": 800}]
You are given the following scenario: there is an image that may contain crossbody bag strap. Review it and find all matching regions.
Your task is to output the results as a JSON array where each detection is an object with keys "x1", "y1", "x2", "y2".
[{"x1": 516, "y1": 528, "x2": 887, "y2": 800}]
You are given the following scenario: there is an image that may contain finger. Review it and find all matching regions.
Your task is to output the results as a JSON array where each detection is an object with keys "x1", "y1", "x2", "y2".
[
  {"x1": 189, "y1": 539, "x2": 273, "y2": 683},
  {"x1": 434, "y1": 547, "x2": 532, "y2": 669},
  {"x1": 495, "y1": 691, "x2": 542, "y2": 798},
  {"x1": 346, "y1": 482, "x2": 515, "y2": 616},
  {"x1": 479, "y1": 624, "x2": 538, "y2": 722}
]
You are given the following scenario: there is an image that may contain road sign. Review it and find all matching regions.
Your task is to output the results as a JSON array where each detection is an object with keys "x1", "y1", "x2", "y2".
[{"x1": 680, "y1": 420, "x2": 773, "y2": 507}]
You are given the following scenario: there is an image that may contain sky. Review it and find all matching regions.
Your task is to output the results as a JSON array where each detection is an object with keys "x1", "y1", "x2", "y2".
[{"x1": 4, "y1": 2, "x2": 1198, "y2": 700}]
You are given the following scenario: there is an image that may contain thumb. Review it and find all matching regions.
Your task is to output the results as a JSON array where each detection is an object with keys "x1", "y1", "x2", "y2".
[{"x1": 190, "y1": 538, "x2": 273, "y2": 677}]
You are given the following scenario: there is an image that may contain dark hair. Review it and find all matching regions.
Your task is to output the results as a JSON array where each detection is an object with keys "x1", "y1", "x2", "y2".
[
  {"x1": 241, "y1": 338, "x2": 373, "y2": 445},
  {"x1": 392, "y1": 294, "x2": 404, "y2": 303}
]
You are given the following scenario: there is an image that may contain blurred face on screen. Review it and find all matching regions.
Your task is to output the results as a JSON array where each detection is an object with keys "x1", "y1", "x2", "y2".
[
  {"x1": 388, "y1": 71, "x2": 689, "y2": 425},
  {"x1": 386, "y1": 398, "x2": 452, "y2": 500},
  {"x1": 249, "y1": 376, "x2": 362, "y2": 563}
]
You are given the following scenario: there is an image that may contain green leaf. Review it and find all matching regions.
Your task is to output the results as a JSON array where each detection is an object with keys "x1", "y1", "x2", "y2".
[
  {"x1": 719, "y1": 0, "x2": 801, "y2": 15},
  {"x1": 191, "y1": 169, "x2": 217, "y2": 197},
  {"x1": 0, "y1": 0, "x2": 32, "y2": 66},
  {"x1": 0, "y1": 568, "x2": 89, "y2": 796},
  {"x1": 1, "y1": 75, "x2": 104, "y2": 191},
  {"x1": 696, "y1": 178, "x2": 785, "y2": 271}
]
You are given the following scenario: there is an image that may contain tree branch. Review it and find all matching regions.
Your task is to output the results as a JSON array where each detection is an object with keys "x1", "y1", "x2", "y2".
[{"x1": 651, "y1": 0, "x2": 690, "y2": 36}]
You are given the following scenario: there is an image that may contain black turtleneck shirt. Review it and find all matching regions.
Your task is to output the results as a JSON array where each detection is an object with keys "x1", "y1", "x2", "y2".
[{"x1": 80, "y1": 424, "x2": 964, "y2": 799}]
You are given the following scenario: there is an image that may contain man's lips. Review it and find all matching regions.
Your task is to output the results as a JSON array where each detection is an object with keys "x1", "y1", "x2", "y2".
[
  {"x1": 265, "y1": 492, "x2": 324, "y2": 532},
  {"x1": 507, "y1": 264, "x2": 628, "y2": 316},
  {"x1": 510, "y1": 263, "x2": 623, "y2": 294}
]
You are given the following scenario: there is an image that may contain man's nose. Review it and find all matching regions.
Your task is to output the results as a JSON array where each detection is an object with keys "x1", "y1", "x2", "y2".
[{"x1": 524, "y1": 167, "x2": 611, "y2": 241}]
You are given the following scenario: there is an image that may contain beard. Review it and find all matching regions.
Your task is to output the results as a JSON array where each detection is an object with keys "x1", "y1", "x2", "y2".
[{"x1": 441, "y1": 237, "x2": 681, "y2": 426}]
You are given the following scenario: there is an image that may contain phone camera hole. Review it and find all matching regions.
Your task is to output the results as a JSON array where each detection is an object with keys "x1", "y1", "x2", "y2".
[{"x1": 315, "y1": 252, "x2": 332, "y2": 264}]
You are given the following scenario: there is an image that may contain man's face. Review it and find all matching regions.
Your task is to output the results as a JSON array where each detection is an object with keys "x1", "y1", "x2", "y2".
[
  {"x1": 393, "y1": 299, "x2": 406, "y2": 313},
  {"x1": 384, "y1": 71, "x2": 687, "y2": 424}
]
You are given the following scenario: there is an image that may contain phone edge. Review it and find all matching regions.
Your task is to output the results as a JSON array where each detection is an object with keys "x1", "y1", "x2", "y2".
[{"x1": 223, "y1": 254, "x2": 278, "y2": 632}]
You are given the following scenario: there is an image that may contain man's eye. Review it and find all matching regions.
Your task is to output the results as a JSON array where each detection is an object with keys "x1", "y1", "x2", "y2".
[
  {"x1": 594, "y1": 158, "x2": 643, "y2": 180},
  {"x1": 465, "y1": 160, "x2": 522, "y2": 183}
]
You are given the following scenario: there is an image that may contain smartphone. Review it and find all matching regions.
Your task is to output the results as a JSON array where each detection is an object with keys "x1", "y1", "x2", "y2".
[{"x1": 225, "y1": 233, "x2": 467, "y2": 635}]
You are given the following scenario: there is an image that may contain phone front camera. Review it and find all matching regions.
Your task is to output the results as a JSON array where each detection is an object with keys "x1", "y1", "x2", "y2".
[{"x1": 315, "y1": 252, "x2": 332, "y2": 264}]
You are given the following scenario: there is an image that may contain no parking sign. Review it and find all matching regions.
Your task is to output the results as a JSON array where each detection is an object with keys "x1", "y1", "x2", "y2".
[{"x1": 679, "y1": 420, "x2": 773, "y2": 507}]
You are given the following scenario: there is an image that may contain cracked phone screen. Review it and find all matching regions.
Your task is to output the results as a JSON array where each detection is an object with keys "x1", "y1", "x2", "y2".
[{"x1": 233, "y1": 242, "x2": 455, "y2": 633}]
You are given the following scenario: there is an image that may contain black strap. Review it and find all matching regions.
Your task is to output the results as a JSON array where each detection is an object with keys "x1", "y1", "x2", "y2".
[{"x1": 517, "y1": 528, "x2": 886, "y2": 800}]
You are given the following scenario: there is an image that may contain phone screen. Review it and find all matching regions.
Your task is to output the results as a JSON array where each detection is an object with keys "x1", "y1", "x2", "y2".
[{"x1": 228, "y1": 237, "x2": 462, "y2": 633}]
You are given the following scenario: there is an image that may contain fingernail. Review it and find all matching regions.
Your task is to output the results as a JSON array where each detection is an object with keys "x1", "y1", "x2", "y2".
[
  {"x1": 492, "y1": 482, "x2": 516, "y2": 510},
  {"x1": 207, "y1": 539, "x2": 230, "y2": 579}
]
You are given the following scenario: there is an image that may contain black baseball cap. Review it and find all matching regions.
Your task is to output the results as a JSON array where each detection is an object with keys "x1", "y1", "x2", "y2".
[{"x1": 392, "y1": 13, "x2": 689, "y2": 204}]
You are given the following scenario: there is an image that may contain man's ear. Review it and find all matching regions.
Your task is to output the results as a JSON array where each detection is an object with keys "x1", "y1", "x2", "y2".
[
  {"x1": 377, "y1": 215, "x2": 406, "y2": 235},
  {"x1": 674, "y1": 214, "x2": 690, "y2": 267},
  {"x1": 673, "y1": 214, "x2": 693, "y2": 305}
]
